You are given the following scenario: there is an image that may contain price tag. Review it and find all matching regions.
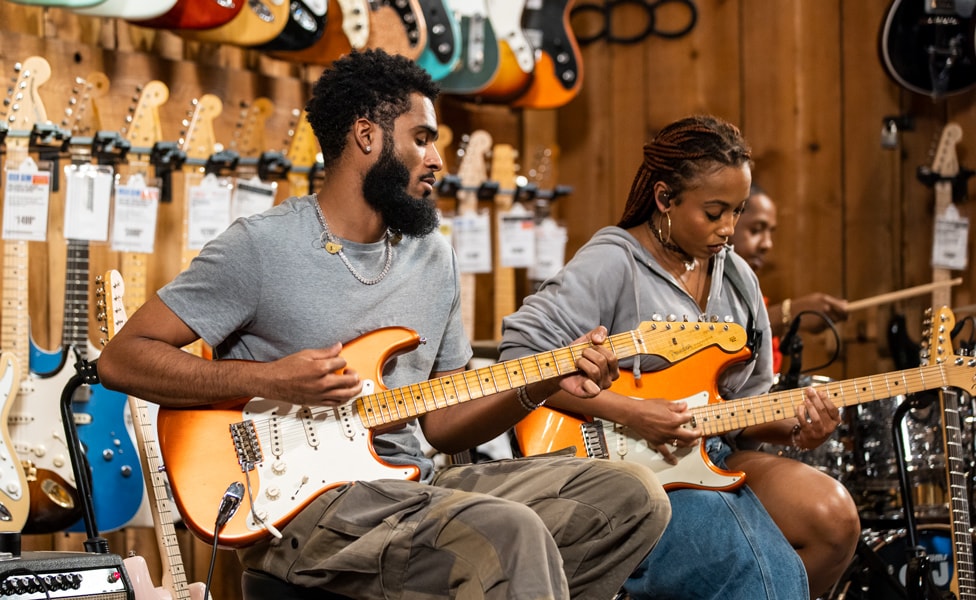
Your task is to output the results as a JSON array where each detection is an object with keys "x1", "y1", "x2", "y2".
[
  {"x1": 111, "y1": 174, "x2": 160, "y2": 253},
  {"x1": 498, "y1": 203, "x2": 535, "y2": 268},
  {"x1": 3, "y1": 158, "x2": 51, "y2": 241},
  {"x1": 231, "y1": 177, "x2": 276, "y2": 220},
  {"x1": 530, "y1": 217, "x2": 568, "y2": 282},
  {"x1": 187, "y1": 174, "x2": 233, "y2": 250},
  {"x1": 63, "y1": 164, "x2": 114, "y2": 241},
  {"x1": 454, "y1": 210, "x2": 492, "y2": 273},
  {"x1": 932, "y1": 203, "x2": 969, "y2": 270}
]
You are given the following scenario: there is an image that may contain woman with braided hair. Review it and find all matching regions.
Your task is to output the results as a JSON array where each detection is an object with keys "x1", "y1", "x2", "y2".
[{"x1": 501, "y1": 115, "x2": 860, "y2": 598}]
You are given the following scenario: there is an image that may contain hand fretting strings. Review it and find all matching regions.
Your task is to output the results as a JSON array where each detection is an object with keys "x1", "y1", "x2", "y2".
[{"x1": 691, "y1": 363, "x2": 957, "y2": 436}]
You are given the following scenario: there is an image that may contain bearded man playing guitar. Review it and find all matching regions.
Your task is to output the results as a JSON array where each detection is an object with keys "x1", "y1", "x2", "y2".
[{"x1": 97, "y1": 49, "x2": 670, "y2": 600}]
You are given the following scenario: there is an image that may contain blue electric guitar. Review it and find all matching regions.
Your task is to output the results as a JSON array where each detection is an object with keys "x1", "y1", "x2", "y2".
[{"x1": 53, "y1": 74, "x2": 145, "y2": 533}]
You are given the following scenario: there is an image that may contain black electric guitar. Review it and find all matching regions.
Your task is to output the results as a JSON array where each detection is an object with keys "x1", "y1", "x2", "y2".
[
  {"x1": 879, "y1": 0, "x2": 976, "y2": 97},
  {"x1": 925, "y1": 307, "x2": 976, "y2": 599}
]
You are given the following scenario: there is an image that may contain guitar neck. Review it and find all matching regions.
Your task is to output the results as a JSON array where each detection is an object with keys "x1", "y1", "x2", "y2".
[
  {"x1": 694, "y1": 363, "x2": 963, "y2": 436},
  {"x1": 63, "y1": 239, "x2": 91, "y2": 358},
  {"x1": 941, "y1": 388, "x2": 976, "y2": 598},
  {"x1": 128, "y1": 396, "x2": 195, "y2": 599}
]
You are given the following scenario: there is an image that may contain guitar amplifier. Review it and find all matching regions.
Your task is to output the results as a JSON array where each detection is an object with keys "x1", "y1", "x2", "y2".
[{"x1": 0, "y1": 551, "x2": 132, "y2": 599}]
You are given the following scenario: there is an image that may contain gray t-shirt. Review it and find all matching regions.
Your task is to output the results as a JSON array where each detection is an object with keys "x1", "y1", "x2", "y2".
[{"x1": 159, "y1": 195, "x2": 473, "y2": 480}]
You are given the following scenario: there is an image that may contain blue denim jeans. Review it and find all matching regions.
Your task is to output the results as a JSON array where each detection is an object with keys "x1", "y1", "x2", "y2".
[{"x1": 623, "y1": 438, "x2": 808, "y2": 600}]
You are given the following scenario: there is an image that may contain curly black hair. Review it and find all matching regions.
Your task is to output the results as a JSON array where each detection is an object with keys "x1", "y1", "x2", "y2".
[
  {"x1": 618, "y1": 115, "x2": 752, "y2": 229},
  {"x1": 305, "y1": 49, "x2": 440, "y2": 170}
]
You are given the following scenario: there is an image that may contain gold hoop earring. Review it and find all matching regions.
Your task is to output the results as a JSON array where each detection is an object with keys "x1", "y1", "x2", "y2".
[{"x1": 657, "y1": 212, "x2": 672, "y2": 245}]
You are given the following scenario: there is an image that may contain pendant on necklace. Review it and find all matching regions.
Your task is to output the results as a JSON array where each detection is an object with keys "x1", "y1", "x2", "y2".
[
  {"x1": 325, "y1": 241, "x2": 343, "y2": 254},
  {"x1": 684, "y1": 259, "x2": 697, "y2": 272}
]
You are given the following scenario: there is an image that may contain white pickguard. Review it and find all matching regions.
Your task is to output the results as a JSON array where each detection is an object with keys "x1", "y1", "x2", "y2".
[
  {"x1": 8, "y1": 365, "x2": 78, "y2": 488},
  {"x1": 240, "y1": 384, "x2": 416, "y2": 533},
  {"x1": 598, "y1": 391, "x2": 743, "y2": 490},
  {"x1": 0, "y1": 357, "x2": 24, "y2": 503}
]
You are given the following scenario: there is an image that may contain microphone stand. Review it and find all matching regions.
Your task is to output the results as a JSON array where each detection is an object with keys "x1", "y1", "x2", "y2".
[{"x1": 61, "y1": 358, "x2": 110, "y2": 554}]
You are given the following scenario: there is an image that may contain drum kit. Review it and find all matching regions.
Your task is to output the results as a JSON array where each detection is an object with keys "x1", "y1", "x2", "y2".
[{"x1": 767, "y1": 377, "x2": 974, "y2": 599}]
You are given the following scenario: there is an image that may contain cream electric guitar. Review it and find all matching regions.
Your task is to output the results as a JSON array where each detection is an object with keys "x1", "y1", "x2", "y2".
[
  {"x1": 156, "y1": 319, "x2": 743, "y2": 548},
  {"x1": 454, "y1": 130, "x2": 492, "y2": 340},
  {"x1": 97, "y1": 271, "x2": 209, "y2": 600},
  {"x1": 515, "y1": 326, "x2": 976, "y2": 493},
  {"x1": 1, "y1": 56, "x2": 87, "y2": 534}
]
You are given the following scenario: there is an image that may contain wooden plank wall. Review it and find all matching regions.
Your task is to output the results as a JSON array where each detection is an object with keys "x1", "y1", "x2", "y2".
[{"x1": 0, "y1": 1, "x2": 974, "y2": 597}]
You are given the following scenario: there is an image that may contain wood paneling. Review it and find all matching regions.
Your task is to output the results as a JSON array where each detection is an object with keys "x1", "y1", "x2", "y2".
[{"x1": 2, "y1": 1, "x2": 976, "y2": 596}]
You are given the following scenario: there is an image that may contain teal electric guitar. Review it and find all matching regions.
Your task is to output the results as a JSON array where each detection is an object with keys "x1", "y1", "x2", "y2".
[
  {"x1": 417, "y1": 0, "x2": 462, "y2": 81},
  {"x1": 439, "y1": 0, "x2": 500, "y2": 94}
]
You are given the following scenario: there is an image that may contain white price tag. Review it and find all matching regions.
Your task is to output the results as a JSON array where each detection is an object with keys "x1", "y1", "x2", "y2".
[
  {"x1": 187, "y1": 174, "x2": 233, "y2": 250},
  {"x1": 111, "y1": 176, "x2": 160, "y2": 253},
  {"x1": 63, "y1": 164, "x2": 114, "y2": 241},
  {"x1": 932, "y1": 204, "x2": 969, "y2": 270},
  {"x1": 3, "y1": 158, "x2": 51, "y2": 241},
  {"x1": 231, "y1": 177, "x2": 276, "y2": 220},
  {"x1": 453, "y1": 210, "x2": 492, "y2": 273},
  {"x1": 498, "y1": 203, "x2": 535, "y2": 268},
  {"x1": 530, "y1": 217, "x2": 568, "y2": 282}
]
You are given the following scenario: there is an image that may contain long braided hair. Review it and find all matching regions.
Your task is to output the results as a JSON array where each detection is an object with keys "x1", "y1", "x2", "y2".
[{"x1": 618, "y1": 115, "x2": 752, "y2": 229}]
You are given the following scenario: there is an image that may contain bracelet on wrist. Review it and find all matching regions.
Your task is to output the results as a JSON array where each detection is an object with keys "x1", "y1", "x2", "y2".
[
  {"x1": 790, "y1": 422, "x2": 807, "y2": 453},
  {"x1": 516, "y1": 386, "x2": 547, "y2": 412}
]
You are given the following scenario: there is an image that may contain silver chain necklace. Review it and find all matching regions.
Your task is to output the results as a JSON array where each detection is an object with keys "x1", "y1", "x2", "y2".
[{"x1": 313, "y1": 200, "x2": 393, "y2": 285}]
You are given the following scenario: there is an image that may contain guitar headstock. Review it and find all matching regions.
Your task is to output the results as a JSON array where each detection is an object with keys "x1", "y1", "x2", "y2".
[
  {"x1": 490, "y1": 143, "x2": 518, "y2": 211},
  {"x1": 96, "y1": 269, "x2": 127, "y2": 346},
  {"x1": 921, "y1": 306, "x2": 956, "y2": 366},
  {"x1": 285, "y1": 109, "x2": 319, "y2": 169},
  {"x1": 231, "y1": 97, "x2": 274, "y2": 158},
  {"x1": 3, "y1": 56, "x2": 51, "y2": 133},
  {"x1": 122, "y1": 80, "x2": 169, "y2": 147},
  {"x1": 635, "y1": 319, "x2": 749, "y2": 360},
  {"x1": 179, "y1": 94, "x2": 223, "y2": 161},
  {"x1": 456, "y1": 130, "x2": 492, "y2": 213},
  {"x1": 62, "y1": 72, "x2": 109, "y2": 138},
  {"x1": 931, "y1": 122, "x2": 963, "y2": 178}
]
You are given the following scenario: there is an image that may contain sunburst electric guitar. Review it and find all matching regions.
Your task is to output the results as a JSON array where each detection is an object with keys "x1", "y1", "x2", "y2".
[
  {"x1": 157, "y1": 320, "x2": 743, "y2": 547},
  {"x1": 514, "y1": 324, "x2": 976, "y2": 492}
]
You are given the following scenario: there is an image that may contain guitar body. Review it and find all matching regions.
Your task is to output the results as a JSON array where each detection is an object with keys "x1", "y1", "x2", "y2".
[
  {"x1": 180, "y1": 0, "x2": 291, "y2": 46},
  {"x1": 416, "y1": 0, "x2": 462, "y2": 80},
  {"x1": 0, "y1": 355, "x2": 28, "y2": 532},
  {"x1": 5, "y1": 0, "x2": 104, "y2": 6},
  {"x1": 515, "y1": 343, "x2": 752, "y2": 491},
  {"x1": 439, "y1": 0, "x2": 500, "y2": 94},
  {"x1": 13, "y1": 359, "x2": 85, "y2": 534},
  {"x1": 255, "y1": 0, "x2": 328, "y2": 51},
  {"x1": 158, "y1": 326, "x2": 424, "y2": 547},
  {"x1": 879, "y1": 0, "x2": 976, "y2": 97},
  {"x1": 366, "y1": 0, "x2": 427, "y2": 60},
  {"x1": 124, "y1": 553, "x2": 209, "y2": 600},
  {"x1": 271, "y1": 0, "x2": 366, "y2": 65},
  {"x1": 130, "y1": 0, "x2": 244, "y2": 30},
  {"x1": 513, "y1": 0, "x2": 584, "y2": 109},
  {"x1": 65, "y1": 342, "x2": 145, "y2": 532},
  {"x1": 475, "y1": 0, "x2": 534, "y2": 101},
  {"x1": 73, "y1": 0, "x2": 178, "y2": 18}
]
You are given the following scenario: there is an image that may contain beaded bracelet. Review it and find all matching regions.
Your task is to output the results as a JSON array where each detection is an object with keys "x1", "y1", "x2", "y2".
[
  {"x1": 790, "y1": 423, "x2": 807, "y2": 453},
  {"x1": 516, "y1": 386, "x2": 547, "y2": 412}
]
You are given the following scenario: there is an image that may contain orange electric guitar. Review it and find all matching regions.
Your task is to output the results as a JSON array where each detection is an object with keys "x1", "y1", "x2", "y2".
[
  {"x1": 156, "y1": 319, "x2": 744, "y2": 547},
  {"x1": 513, "y1": 0, "x2": 583, "y2": 109},
  {"x1": 515, "y1": 325, "x2": 976, "y2": 492},
  {"x1": 272, "y1": 0, "x2": 369, "y2": 65}
]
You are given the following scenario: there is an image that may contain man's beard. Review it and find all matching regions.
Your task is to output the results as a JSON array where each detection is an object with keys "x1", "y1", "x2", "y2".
[{"x1": 362, "y1": 146, "x2": 440, "y2": 238}]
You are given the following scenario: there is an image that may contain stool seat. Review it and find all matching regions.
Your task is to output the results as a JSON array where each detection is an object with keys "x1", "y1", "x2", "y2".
[{"x1": 241, "y1": 569, "x2": 352, "y2": 600}]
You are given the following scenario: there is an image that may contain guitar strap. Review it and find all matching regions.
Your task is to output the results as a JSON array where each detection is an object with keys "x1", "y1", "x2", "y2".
[{"x1": 719, "y1": 249, "x2": 762, "y2": 365}]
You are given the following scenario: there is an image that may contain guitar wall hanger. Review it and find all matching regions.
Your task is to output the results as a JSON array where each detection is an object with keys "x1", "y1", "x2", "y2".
[
  {"x1": 916, "y1": 164, "x2": 975, "y2": 202},
  {"x1": 881, "y1": 114, "x2": 915, "y2": 150},
  {"x1": 29, "y1": 123, "x2": 70, "y2": 192},
  {"x1": 91, "y1": 131, "x2": 130, "y2": 166}
]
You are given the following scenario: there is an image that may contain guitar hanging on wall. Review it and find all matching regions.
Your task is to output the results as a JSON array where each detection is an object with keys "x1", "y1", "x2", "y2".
[{"x1": 879, "y1": 0, "x2": 976, "y2": 97}]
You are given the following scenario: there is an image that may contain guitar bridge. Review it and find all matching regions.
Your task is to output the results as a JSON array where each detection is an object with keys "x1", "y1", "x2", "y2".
[
  {"x1": 580, "y1": 420, "x2": 609, "y2": 459},
  {"x1": 230, "y1": 420, "x2": 263, "y2": 472}
]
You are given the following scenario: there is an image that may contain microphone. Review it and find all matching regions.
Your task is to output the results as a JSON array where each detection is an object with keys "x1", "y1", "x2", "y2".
[{"x1": 215, "y1": 482, "x2": 245, "y2": 528}]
